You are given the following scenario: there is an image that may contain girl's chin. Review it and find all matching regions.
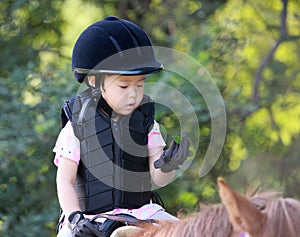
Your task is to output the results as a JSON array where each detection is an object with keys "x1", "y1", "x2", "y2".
[{"x1": 116, "y1": 108, "x2": 135, "y2": 115}]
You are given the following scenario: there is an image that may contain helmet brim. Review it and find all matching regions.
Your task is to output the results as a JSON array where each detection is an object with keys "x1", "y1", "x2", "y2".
[{"x1": 73, "y1": 65, "x2": 164, "y2": 77}]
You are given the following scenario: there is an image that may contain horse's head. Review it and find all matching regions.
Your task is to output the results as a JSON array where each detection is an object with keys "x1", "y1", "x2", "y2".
[
  {"x1": 218, "y1": 177, "x2": 300, "y2": 237},
  {"x1": 128, "y1": 178, "x2": 300, "y2": 237}
]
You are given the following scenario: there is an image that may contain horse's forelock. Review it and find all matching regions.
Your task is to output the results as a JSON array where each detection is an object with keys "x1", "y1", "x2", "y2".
[{"x1": 249, "y1": 191, "x2": 281, "y2": 211}]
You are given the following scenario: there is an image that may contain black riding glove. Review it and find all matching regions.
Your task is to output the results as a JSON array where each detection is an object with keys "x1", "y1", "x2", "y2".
[
  {"x1": 68, "y1": 211, "x2": 104, "y2": 237},
  {"x1": 154, "y1": 135, "x2": 190, "y2": 173}
]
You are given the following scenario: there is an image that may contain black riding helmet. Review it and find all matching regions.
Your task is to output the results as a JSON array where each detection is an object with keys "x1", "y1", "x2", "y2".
[{"x1": 72, "y1": 16, "x2": 163, "y2": 83}]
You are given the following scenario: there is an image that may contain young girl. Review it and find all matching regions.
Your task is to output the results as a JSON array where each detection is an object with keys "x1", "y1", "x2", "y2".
[{"x1": 53, "y1": 16, "x2": 189, "y2": 237}]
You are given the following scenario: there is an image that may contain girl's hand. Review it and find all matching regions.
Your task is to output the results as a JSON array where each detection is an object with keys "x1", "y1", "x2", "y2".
[{"x1": 153, "y1": 136, "x2": 190, "y2": 173}]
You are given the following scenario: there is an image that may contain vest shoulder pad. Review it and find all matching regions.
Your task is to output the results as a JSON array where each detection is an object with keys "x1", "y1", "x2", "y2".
[
  {"x1": 138, "y1": 95, "x2": 155, "y2": 131},
  {"x1": 60, "y1": 96, "x2": 75, "y2": 128},
  {"x1": 60, "y1": 89, "x2": 94, "y2": 128},
  {"x1": 140, "y1": 95, "x2": 154, "y2": 115}
]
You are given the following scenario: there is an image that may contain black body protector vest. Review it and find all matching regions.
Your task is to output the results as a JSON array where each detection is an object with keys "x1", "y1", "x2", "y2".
[{"x1": 61, "y1": 88, "x2": 154, "y2": 214}]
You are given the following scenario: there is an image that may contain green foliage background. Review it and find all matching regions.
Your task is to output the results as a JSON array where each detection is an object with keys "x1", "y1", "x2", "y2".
[{"x1": 0, "y1": 0, "x2": 299, "y2": 236}]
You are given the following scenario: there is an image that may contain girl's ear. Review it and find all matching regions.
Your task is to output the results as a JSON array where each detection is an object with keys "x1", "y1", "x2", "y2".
[
  {"x1": 87, "y1": 75, "x2": 96, "y2": 87},
  {"x1": 217, "y1": 178, "x2": 266, "y2": 236}
]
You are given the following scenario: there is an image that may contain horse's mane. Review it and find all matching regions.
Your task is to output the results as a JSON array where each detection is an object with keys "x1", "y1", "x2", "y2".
[
  {"x1": 138, "y1": 203, "x2": 231, "y2": 237},
  {"x1": 136, "y1": 191, "x2": 284, "y2": 237},
  {"x1": 241, "y1": 190, "x2": 300, "y2": 236},
  {"x1": 263, "y1": 197, "x2": 300, "y2": 237}
]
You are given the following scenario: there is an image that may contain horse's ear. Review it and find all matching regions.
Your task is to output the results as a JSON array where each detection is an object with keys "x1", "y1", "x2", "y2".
[{"x1": 217, "y1": 177, "x2": 266, "y2": 236}]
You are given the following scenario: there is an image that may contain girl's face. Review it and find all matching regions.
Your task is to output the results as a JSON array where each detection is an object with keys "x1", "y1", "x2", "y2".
[{"x1": 100, "y1": 75, "x2": 145, "y2": 115}]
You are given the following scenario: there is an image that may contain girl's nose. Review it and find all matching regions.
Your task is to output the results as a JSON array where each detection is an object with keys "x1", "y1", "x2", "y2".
[{"x1": 128, "y1": 86, "x2": 137, "y2": 98}]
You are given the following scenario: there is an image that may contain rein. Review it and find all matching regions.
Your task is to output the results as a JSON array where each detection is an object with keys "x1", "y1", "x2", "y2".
[{"x1": 88, "y1": 213, "x2": 156, "y2": 237}]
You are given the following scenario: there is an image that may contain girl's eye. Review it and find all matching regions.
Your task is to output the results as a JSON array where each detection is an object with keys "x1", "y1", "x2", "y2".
[
  {"x1": 137, "y1": 84, "x2": 144, "y2": 88},
  {"x1": 119, "y1": 85, "x2": 128, "y2": 89}
]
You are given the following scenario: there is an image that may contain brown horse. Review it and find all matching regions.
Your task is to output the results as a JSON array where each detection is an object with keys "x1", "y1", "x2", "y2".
[{"x1": 115, "y1": 178, "x2": 300, "y2": 237}]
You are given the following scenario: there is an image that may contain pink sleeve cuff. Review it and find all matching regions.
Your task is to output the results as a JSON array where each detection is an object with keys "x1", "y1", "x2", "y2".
[{"x1": 148, "y1": 121, "x2": 166, "y2": 149}]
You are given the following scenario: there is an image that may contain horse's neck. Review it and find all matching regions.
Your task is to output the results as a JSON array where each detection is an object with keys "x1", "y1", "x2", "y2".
[{"x1": 110, "y1": 226, "x2": 143, "y2": 237}]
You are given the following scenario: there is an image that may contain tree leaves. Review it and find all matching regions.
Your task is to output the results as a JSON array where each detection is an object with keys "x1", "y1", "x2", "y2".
[{"x1": 0, "y1": 0, "x2": 299, "y2": 235}]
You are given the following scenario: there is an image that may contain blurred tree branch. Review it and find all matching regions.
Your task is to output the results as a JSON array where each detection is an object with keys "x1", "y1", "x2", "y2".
[
  {"x1": 252, "y1": 0, "x2": 300, "y2": 105},
  {"x1": 232, "y1": 0, "x2": 300, "y2": 122}
]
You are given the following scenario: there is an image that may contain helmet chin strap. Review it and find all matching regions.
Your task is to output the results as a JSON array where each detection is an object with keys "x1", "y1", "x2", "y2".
[
  {"x1": 77, "y1": 75, "x2": 113, "y2": 127},
  {"x1": 93, "y1": 75, "x2": 114, "y2": 117},
  {"x1": 98, "y1": 95, "x2": 114, "y2": 118}
]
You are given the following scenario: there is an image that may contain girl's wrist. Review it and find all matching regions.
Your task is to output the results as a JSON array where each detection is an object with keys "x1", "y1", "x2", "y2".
[{"x1": 68, "y1": 210, "x2": 84, "y2": 223}]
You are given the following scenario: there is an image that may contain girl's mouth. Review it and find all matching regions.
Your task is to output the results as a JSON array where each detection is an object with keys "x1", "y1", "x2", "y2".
[{"x1": 126, "y1": 103, "x2": 135, "y2": 109}]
